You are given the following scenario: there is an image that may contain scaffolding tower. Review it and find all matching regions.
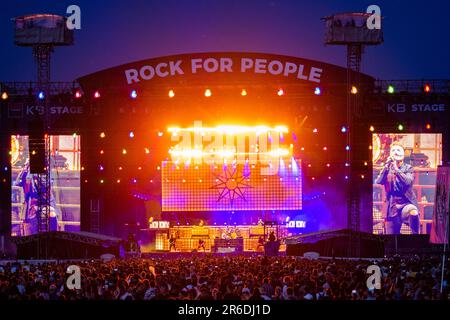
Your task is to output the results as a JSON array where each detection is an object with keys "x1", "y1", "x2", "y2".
[
  {"x1": 13, "y1": 14, "x2": 74, "y2": 234},
  {"x1": 323, "y1": 12, "x2": 383, "y2": 255}
]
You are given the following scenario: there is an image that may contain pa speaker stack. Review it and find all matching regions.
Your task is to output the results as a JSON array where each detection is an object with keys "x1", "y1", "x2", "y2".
[{"x1": 28, "y1": 120, "x2": 46, "y2": 174}]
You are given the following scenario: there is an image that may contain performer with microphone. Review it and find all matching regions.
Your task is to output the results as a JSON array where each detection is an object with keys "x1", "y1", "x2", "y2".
[{"x1": 375, "y1": 141, "x2": 420, "y2": 234}]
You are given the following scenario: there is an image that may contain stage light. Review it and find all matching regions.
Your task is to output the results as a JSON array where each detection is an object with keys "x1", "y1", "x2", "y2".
[
  {"x1": 138, "y1": 166, "x2": 142, "y2": 170},
  {"x1": 94, "y1": 90, "x2": 101, "y2": 98},
  {"x1": 74, "y1": 90, "x2": 82, "y2": 99},
  {"x1": 1, "y1": 92, "x2": 8, "y2": 100},
  {"x1": 100, "y1": 132, "x2": 106, "y2": 138},
  {"x1": 99, "y1": 165, "x2": 104, "y2": 171},
  {"x1": 38, "y1": 91, "x2": 45, "y2": 100},
  {"x1": 351, "y1": 86, "x2": 358, "y2": 94},
  {"x1": 314, "y1": 87, "x2": 321, "y2": 95},
  {"x1": 132, "y1": 178, "x2": 137, "y2": 184},
  {"x1": 130, "y1": 90, "x2": 138, "y2": 99},
  {"x1": 118, "y1": 166, "x2": 122, "y2": 170},
  {"x1": 326, "y1": 163, "x2": 330, "y2": 167},
  {"x1": 307, "y1": 164, "x2": 312, "y2": 168},
  {"x1": 129, "y1": 131, "x2": 135, "y2": 138},
  {"x1": 145, "y1": 147, "x2": 150, "y2": 154},
  {"x1": 241, "y1": 89, "x2": 247, "y2": 96},
  {"x1": 122, "y1": 148, "x2": 127, "y2": 155},
  {"x1": 72, "y1": 133, "x2": 77, "y2": 137},
  {"x1": 424, "y1": 83, "x2": 431, "y2": 93},
  {"x1": 361, "y1": 175, "x2": 365, "y2": 179},
  {"x1": 313, "y1": 128, "x2": 318, "y2": 133},
  {"x1": 345, "y1": 176, "x2": 348, "y2": 180},
  {"x1": 277, "y1": 88, "x2": 284, "y2": 96},
  {"x1": 345, "y1": 145, "x2": 350, "y2": 151},
  {"x1": 323, "y1": 146, "x2": 327, "y2": 151},
  {"x1": 100, "y1": 150, "x2": 104, "y2": 154},
  {"x1": 426, "y1": 123, "x2": 431, "y2": 130},
  {"x1": 341, "y1": 126, "x2": 347, "y2": 133},
  {"x1": 369, "y1": 145, "x2": 373, "y2": 150},
  {"x1": 369, "y1": 125, "x2": 375, "y2": 132},
  {"x1": 328, "y1": 176, "x2": 331, "y2": 180},
  {"x1": 204, "y1": 89, "x2": 212, "y2": 97},
  {"x1": 100, "y1": 179, "x2": 104, "y2": 184},
  {"x1": 168, "y1": 89, "x2": 175, "y2": 98},
  {"x1": 398, "y1": 124, "x2": 404, "y2": 131},
  {"x1": 387, "y1": 85, "x2": 395, "y2": 94},
  {"x1": 116, "y1": 179, "x2": 121, "y2": 183},
  {"x1": 158, "y1": 131, "x2": 163, "y2": 137}
]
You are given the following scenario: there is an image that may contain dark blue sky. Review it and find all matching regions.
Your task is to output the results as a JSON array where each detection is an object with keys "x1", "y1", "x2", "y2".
[{"x1": 1, "y1": 0, "x2": 449, "y2": 82}]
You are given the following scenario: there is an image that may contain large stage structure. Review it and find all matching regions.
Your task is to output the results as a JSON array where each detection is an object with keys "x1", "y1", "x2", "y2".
[{"x1": 1, "y1": 50, "x2": 449, "y2": 257}]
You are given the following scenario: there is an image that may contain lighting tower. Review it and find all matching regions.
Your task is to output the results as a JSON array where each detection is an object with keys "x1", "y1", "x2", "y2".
[
  {"x1": 13, "y1": 14, "x2": 74, "y2": 233},
  {"x1": 322, "y1": 13, "x2": 383, "y2": 254}
]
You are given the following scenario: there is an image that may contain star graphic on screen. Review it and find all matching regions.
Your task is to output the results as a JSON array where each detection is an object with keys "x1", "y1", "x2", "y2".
[{"x1": 211, "y1": 166, "x2": 251, "y2": 204}]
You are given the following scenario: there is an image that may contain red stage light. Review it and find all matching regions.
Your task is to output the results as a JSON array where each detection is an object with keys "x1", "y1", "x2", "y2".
[
  {"x1": 424, "y1": 83, "x2": 431, "y2": 93},
  {"x1": 74, "y1": 90, "x2": 82, "y2": 99},
  {"x1": 277, "y1": 88, "x2": 284, "y2": 96},
  {"x1": 426, "y1": 123, "x2": 431, "y2": 130},
  {"x1": 168, "y1": 90, "x2": 175, "y2": 98},
  {"x1": 94, "y1": 90, "x2": 101, "y2": 98}
]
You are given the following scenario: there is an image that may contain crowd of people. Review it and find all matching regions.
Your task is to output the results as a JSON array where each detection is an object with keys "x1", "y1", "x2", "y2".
[{"x1": 0, "y1": 254, "x2": 448, "y2": 300}]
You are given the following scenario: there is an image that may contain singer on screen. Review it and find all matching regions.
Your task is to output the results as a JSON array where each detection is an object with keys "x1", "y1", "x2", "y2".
[{"x1": 375, "y1": 141, "x2": 420, "y2": 234}]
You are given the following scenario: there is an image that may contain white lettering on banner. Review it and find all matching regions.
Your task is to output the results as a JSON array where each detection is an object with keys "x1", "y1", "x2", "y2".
[
  {"x1": 124, "y1": 57, "x2": 324, "y2": 84},
  {"x1": 169, "y1": 60, "x2": 184, "y2": 75},
  {"x1": 155, "y1": 63, "x2": 169, "y2": 77}
]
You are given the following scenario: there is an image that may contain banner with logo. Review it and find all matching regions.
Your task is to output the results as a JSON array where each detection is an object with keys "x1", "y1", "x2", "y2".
[{"x1": 430, "y1": 166, "x2": 450, "y2": 244}]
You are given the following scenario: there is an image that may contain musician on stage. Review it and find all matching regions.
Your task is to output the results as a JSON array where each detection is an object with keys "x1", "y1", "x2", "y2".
[
  {"x1": 256, "y1": 236, "x2": 265, "y2": 251},
  {"x1": 375, "y1": 141, "x2": 420, "y2": 234},
  {"x1": 197, "y1": 239, "x2": 206, "y2": 252},
  {"x1": 169, "y1": 233, "x2": 177, "y2": 252}
]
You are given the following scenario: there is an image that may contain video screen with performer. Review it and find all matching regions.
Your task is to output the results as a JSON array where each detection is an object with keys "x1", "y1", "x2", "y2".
[
  {"x1": 372, "y1": 133, "x2": 442, "y2": 235},
  {"x1": 10, "y1": 135, "x2": 81, "y2": 236}
]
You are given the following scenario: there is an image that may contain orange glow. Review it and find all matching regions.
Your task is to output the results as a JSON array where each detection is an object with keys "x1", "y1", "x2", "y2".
[
  {"x1": 204, "y1": 89, "x2": 212, "y2": 97},
  {"x1": 277, "y1": 88, "x2": 284, "y2": 96},
  {"x1": 168, "y1": 89, "x2": 175, "y2": 98}
]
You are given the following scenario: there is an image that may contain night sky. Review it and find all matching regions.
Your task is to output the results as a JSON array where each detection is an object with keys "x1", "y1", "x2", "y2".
[{"x1": 1, "y1": 0, "x2": 449, "y2": 82}]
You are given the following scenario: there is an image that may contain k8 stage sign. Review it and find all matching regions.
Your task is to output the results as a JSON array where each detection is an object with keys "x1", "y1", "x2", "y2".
[
  {"x1": 8, "y1": 103, "x2": 84, "y2": 118},
  {"x1": 387, "y1": 103, "x2": 447, "y2": 113}
]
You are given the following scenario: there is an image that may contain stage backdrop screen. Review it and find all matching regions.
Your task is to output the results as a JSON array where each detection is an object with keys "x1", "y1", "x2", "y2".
[
  {"x1": 162, "y1": 160, "x2": 302, "y2": 212},
  {"x1": 372, "y1": 133, "x2": 442, "y2": 235},
  {"x1": 11, "y1": 135, "x2": 81, "y2": 236}
]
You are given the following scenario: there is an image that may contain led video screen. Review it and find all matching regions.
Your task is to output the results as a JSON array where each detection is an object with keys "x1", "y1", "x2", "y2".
[
  {"x1": 162, "y1": 160, "x2": 302, "y2": 211},
  {"x1": 372, "y1": 133, "x2": 442, "y2": 235},
  {"x1": 11, "y1": 135, "x2": 81, "y2": 236}
]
